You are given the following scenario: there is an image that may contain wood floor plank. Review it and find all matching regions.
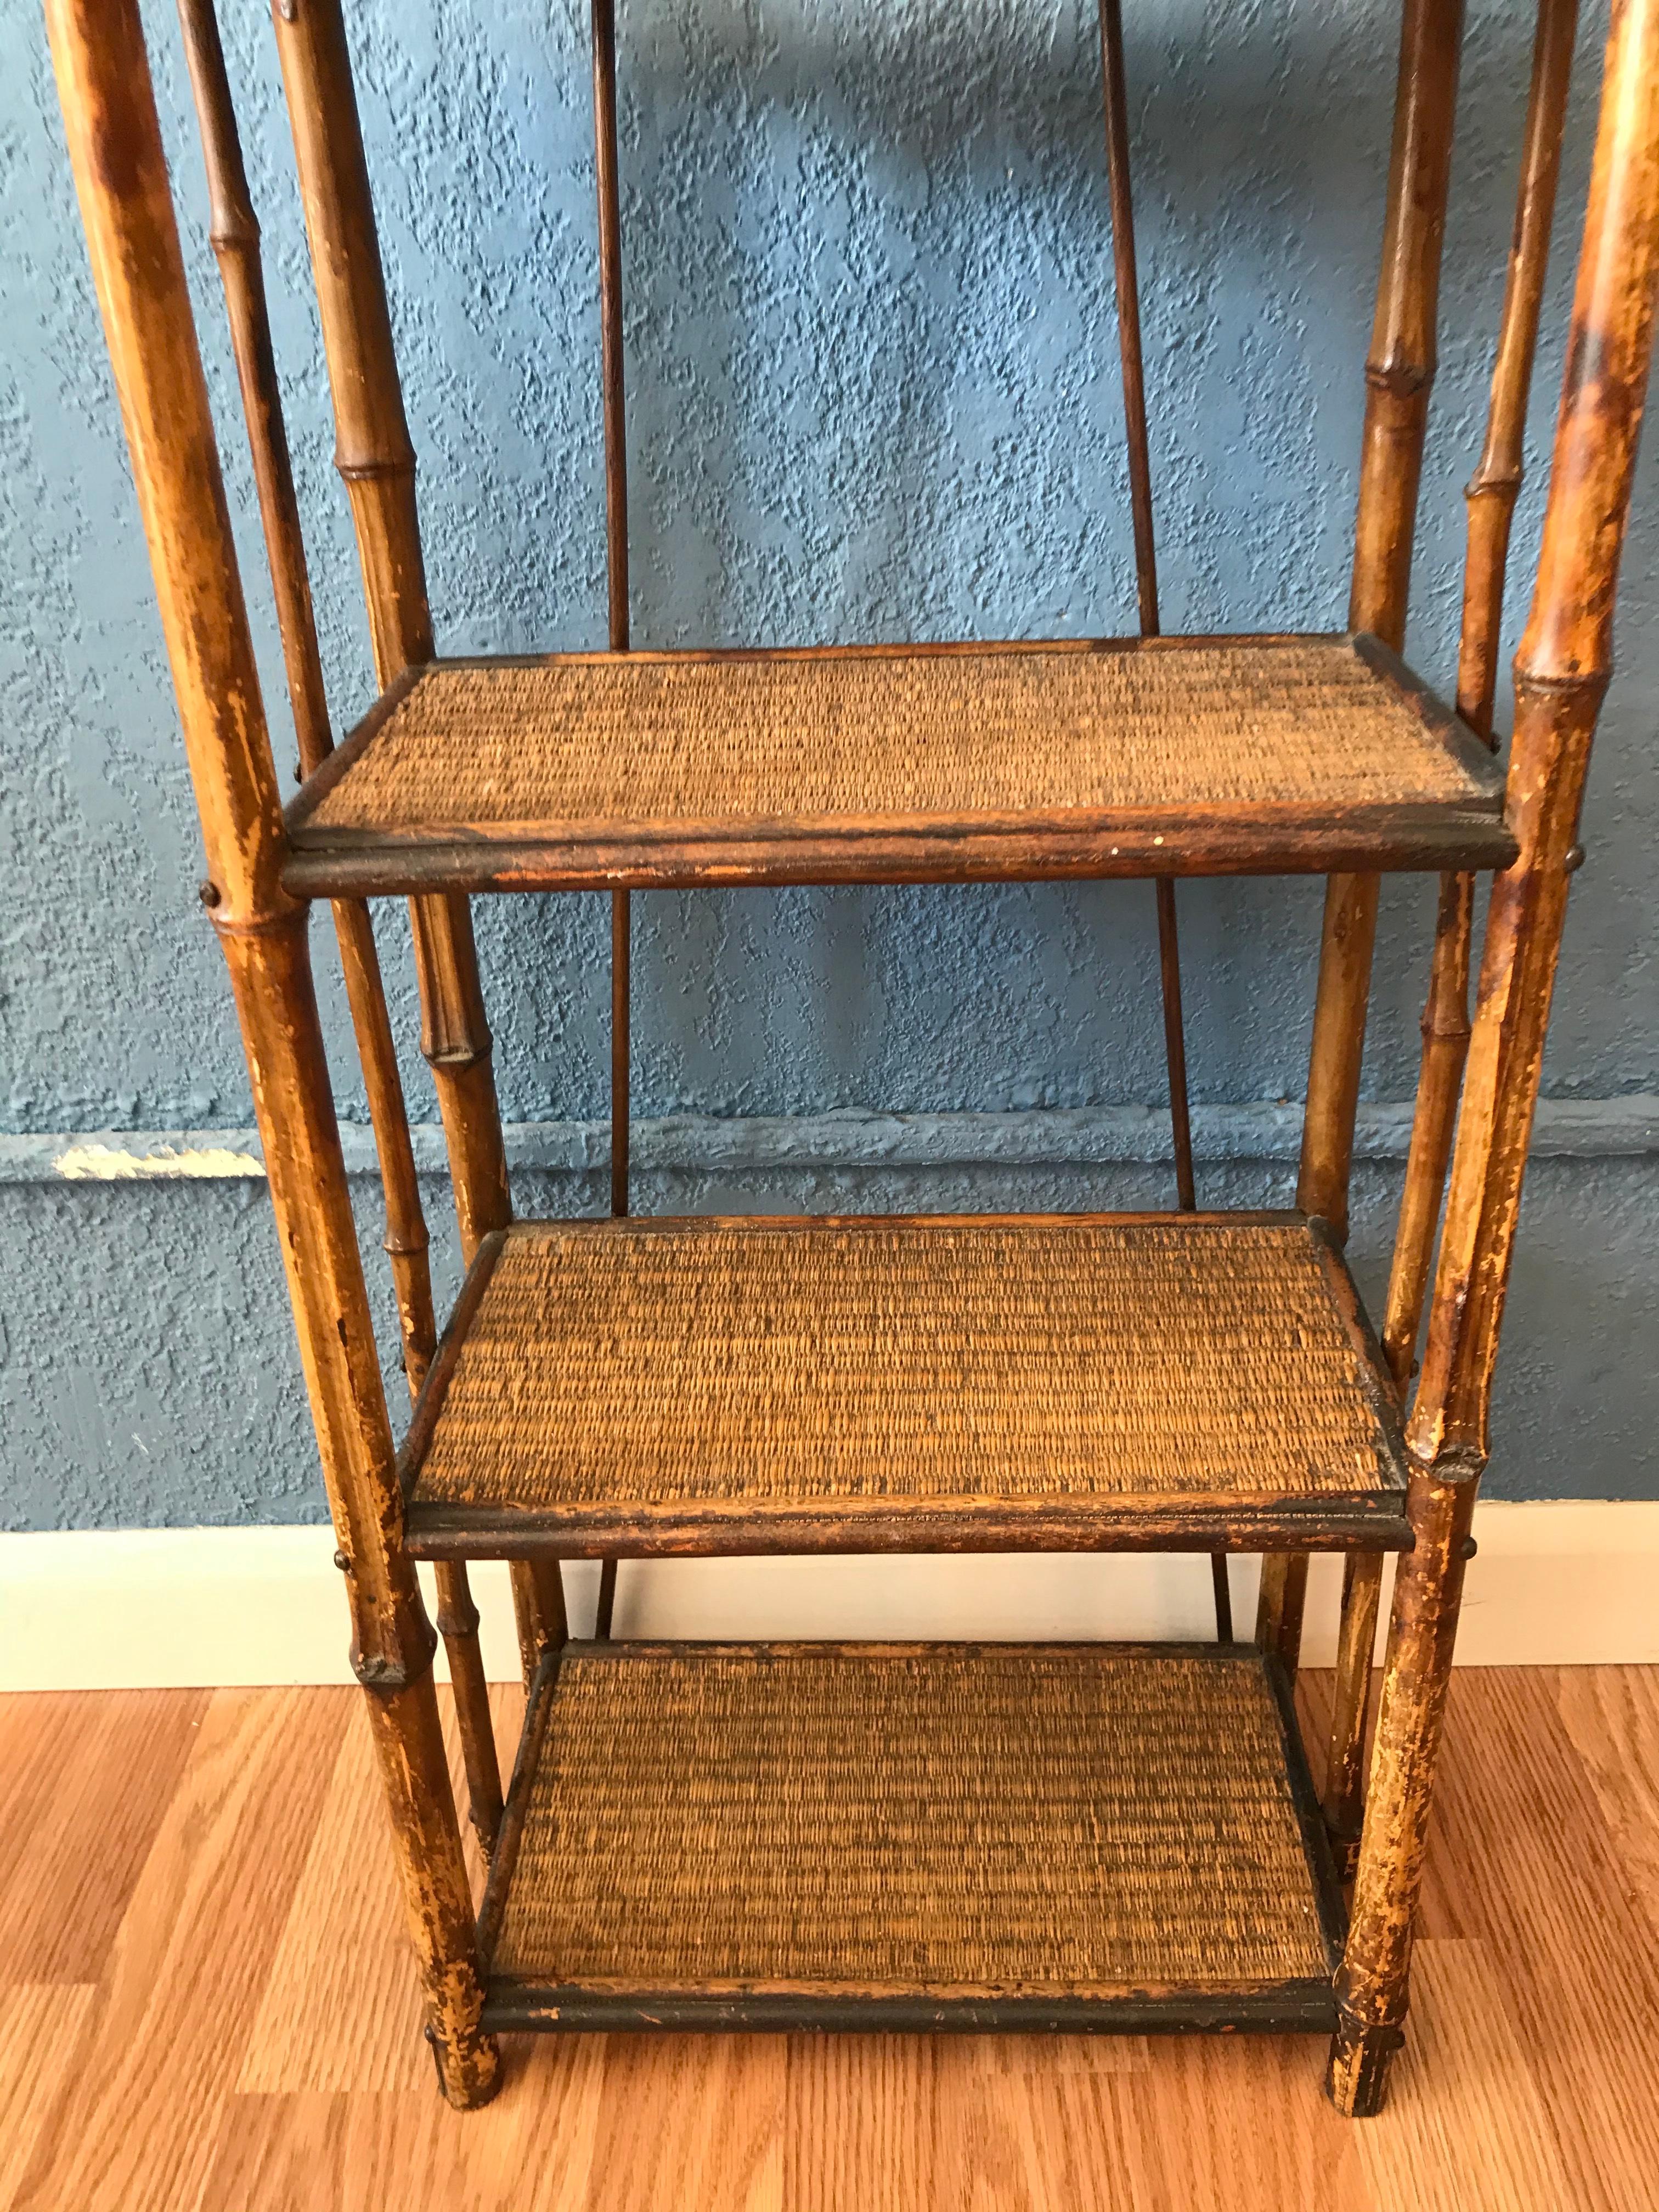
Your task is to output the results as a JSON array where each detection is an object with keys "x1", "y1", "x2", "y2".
[
  {"x1": 1094, "y1": 2033, "x2": 1369, "y2": 2212},
  {"x1": 784, "y1": 2037, "x2": 946, "y2": 2212},
  {"x1": 0, "y1": 1691, "x2": 210, "y2": 1983},
  {"x1": 0, "y1": 1985, "x2": 100, "y2": 2212},
  {"x1": 1556, "y1": 1666, "x2": 1659, "y2": 1947},
  {"x1": 1419, "y1": 1670, "x2": 1659, "y2": 2212},
  {"x1": 3, "y1": 1671, "x2": 1657, "y2": 2210},
  {"x1": 933, "y1": 2040, "x2": 1146, "y2": 2212},
  {"x1": 200, "y1": 2040, "x2": 606, "y2": 2212},
  {"x1": 7, "y1": 1687, "x2": 348, "y2": 2212},
  {"x1": 582, "y1": 2036, "x2": 784, "y2": 2212},
  {"x1": 241, "y1": 1683, "x2": 522, "y2": 2093},
  {"x1": 1354, "y1": 1940, "x2": 1578, "y2": 2212}
]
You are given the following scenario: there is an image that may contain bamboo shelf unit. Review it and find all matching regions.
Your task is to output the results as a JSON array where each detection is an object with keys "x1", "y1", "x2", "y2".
[{"x1": 46, "y1": 0, "x2": 1659, "y2": 2125}]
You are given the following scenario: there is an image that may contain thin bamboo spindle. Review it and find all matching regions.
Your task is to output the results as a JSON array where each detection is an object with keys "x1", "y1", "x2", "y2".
[
  {"x1": 596, "y1": 0, "x2": 630, "y2": 1226},
  {"x1": 1458, "y1": 0, "x2": 1580, "y2": 742},
  {"x1": 1098, "y1": 0, "x2": 1222, "y2": 1644},
  {"x1": 1332, "y1": 0, "x2": 1659, "y2": 2114},
  {"x1": 1097, "y1": 0, "x2": 1197, "y2": 1217},
  {"x1": 272, "y1": 0, "x2": 566, "y2": 1678},
  {"x1": 594, "y1": 0, "x2": 629, "y2": 1641},
  {"x1": 1382, "y1": 0, "x2": 1577, "y2": 1392},
  {"x1": 45, "y1": 0, "x2": 496, "y2": 2106},
  {"x1": 1269, "y1": 0, "x2": 1465, "y2": 1682},
  {"x1": 177, "y1": 0, "x2": 501, "y2": 1853}
]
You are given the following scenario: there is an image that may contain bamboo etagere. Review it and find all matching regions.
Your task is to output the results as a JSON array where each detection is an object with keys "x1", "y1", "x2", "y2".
[{"x1": 46, "y1": 0, "x2": 1659, "y2": 2125}]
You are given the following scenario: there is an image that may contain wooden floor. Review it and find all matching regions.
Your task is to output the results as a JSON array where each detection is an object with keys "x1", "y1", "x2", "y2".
[{"x1": 1, "y1": 1667, "x2": 1656, "y2": 2212}]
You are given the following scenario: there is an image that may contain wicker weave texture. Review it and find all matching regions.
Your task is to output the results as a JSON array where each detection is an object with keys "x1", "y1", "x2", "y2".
[
  {"x1": 312, "y1": 640, "x2": 1486, "y2": 832},
  {"x1": 493, "y1": 1644, "x2": 1333, "y2": 1990},
  {"x1": 414, "y1": 1218, "x2": 1396, "y2": 1514}
]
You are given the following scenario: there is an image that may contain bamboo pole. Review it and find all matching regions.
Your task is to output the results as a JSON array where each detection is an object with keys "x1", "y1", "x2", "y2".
[
  {"x1": 1331, "y1": 0, "x2": 1659, "y2": 2113},
  {"x1": 1300, "y1": 0, "x2": 1467, "y2": 1241},
  {"x1": 1381, "y1": 0, "x2": 1577, "y2": 1393},
  {"x1": 175, "y1": 0, "x2": 503, "y2": 1853},
  {"x1": 270, "y1": 0, "x2": 568, "y2": 1675},
  {"x1": 268, "y1": 0, "x2": 510, "y2": 1253},
  {"x1": 44, "y1": 0, "x2": 496, "y2": 2105},
  {"x1": 1269, "y1": 0, "x2": 1465, "y2": 1681},
  {"x1": 1321, "y1": 1548, "x2": 1384, "y2": 1873}
]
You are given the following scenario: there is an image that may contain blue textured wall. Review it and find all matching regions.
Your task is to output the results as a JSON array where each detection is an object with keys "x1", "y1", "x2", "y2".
[{"x1": 0, "y1": 0, "x2": 1654, "y2": 1527}]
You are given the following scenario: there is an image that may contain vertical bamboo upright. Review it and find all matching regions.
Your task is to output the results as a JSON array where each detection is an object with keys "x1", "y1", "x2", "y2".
[
  {"x1": 174, "y1": 0, "x2": 504, "y2": 1858},
  {"x1": 44, "y1": 0, "x2": 498, "y2": 2108},
  {"x1": 270, "y1": 0, "x2": 568, "y2": 1682},
  {"x1": 1331, "y1": 0, "x2": 1659, "y2": 2115},
  {"x1": 1266, "y1": 0, "x2": 1466, "y2": 1680},
  {"x1": 1325, "y1": 0, "x2": 1580, "y2": 1867}
]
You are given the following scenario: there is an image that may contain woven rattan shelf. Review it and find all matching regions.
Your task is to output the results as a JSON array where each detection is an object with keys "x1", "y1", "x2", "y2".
[
  {"x1": 477, "y1": 1639, "x2": 1347, "y2": 2032},
  {"x1": 400, "y1": 1211, "x2": 1411, "y2": 1558},
  {"x1": 282, "y1": 633, "x2": 1514, "y2": 896}
]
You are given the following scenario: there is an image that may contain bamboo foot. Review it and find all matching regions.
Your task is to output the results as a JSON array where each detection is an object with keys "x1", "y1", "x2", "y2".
[
  {"x1": 426, "y1": 2022, "x2": 503, "y2": 2111},
  {"x1": 1325, "y1": 2008, "x2": 1404, "y2": 2118}
]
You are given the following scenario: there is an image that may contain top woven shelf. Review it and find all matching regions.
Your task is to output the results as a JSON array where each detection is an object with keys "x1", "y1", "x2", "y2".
[{"x1": 283, "y1": 631, "x2": 1514, "y2": 896}]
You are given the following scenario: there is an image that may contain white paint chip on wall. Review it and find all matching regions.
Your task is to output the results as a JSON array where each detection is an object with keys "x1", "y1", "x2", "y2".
[{"x1": 1, "y1": 1502, "x2": 1655, "y2": 1692}]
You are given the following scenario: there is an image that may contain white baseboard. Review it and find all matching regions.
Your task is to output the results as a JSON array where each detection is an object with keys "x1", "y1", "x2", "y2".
[{"x1": 1, "y1": 1502, "x2": 1654, "y2": 1691}]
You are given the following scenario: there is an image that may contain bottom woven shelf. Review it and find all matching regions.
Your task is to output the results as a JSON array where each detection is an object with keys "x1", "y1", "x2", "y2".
[{"x1": 479, "y1": 1641, "x2": 1346, "y2": 2034}]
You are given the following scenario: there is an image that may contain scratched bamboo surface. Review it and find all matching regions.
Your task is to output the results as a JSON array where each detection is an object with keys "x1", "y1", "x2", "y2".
[{"x1": 0, "y1": 1669, "x2": 1655, "y2": 2211}]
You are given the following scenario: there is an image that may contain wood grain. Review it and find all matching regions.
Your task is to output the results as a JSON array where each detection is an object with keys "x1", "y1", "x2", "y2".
[{"x1": 0, "y1": 1689, "x2": 207, "y2": 1983}]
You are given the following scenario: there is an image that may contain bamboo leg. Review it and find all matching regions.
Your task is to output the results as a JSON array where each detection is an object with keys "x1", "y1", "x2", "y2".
[
  {"x1": 44, "y1": 0, "x2": 496, "y2": 2102},
  {"x1": 1331, "y1": 0, "x2": 1659, "y2": 2109},
  {"x1": 510, "y1": 1559, "x2": 569, "y2": 1683},
  {"x1": 176, "y1": 0, "x2": 501, "y2": 1855},
  {"x1": 593, "y1": 0, "x2": 630, "y2": 1628},
  {"x1": 1328, "y1": 1469, "x2": 1473, "y2": 2113}
]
